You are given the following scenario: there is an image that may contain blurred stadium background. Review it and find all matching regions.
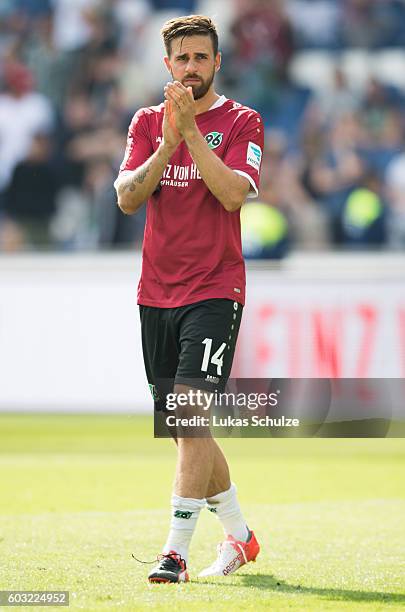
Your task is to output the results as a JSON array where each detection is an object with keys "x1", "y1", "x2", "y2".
[
  {"x1": 0, "y1": 0, "x2": 405, "y2": 411},
  {"x1": 4, "y1": 0, "x2": 405, "y2": 253}
]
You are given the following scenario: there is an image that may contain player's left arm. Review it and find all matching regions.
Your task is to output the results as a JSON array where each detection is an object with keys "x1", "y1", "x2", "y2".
[
  {"x1": 165, "y1": 82, "x2": 254, "y2": 212},
  {"x1": 184, "y1": 127, "x2": 250, "y2": 212}
]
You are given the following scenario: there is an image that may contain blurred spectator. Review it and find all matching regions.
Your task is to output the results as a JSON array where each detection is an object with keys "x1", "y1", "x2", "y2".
[
  {"x1": 307, "y1": 112, "x2": 365, "y2": 239},
  {"x1": 83, "y1": 158, "x2": 144, "y2": 248},
  {"x1": 14, "y1": 0, "x2": 52, "y2": 19},
  {"x1": 51, "y1": 0, "x2": 99, "y2": 52},
  {"x1": 50, "y1": 186, "x2": 92, "y2": 249},
  {"x1": 343, "y1": 0, "x2": 405, "y2": 49},
  {"x1": 241, "y1": 201, "x2": 289, "y2": 260},
  {"x1": 259, "y1": 131, "x2": 330, "y2": 249},
  {"x1": 47, "y1": 84, "x2": 135, "y2": 250},
  {"x1": 230, "y1": 0, "x2": 294, "y2": 75},
  {"x1": 222, "y1": 0, "x2": 294, "y2": 110},
  {"x1": 343, "y1": 0, "x2": 383, "y2": 49},
  {"x1": 50, "y1": 159, "x2": 112, "y2": 250},
  {"x1": 360, "y1": 78, "x2": 404, "y2": 146},
  {"x1": 50, "y1": 157, "x2": 141, "y2": 249},
  {"x1": 56, "y1": 91, "x2": 123, "y2": 185},
  {"x1": 67, "y1": 4, "x2": 121, "y2": 100},
  {"x1": 23, "y1": 14, "x2": 75, "y2": 110},
  {"x1": 112, "y1": 0, "x2": 151, "y2": 60},
  {"x1": 306, "y1": 68, "x2": 361, "y2": 125},
  {"x1": 56, "y1": 92, "x2": 97, "y2": 189},
  {"x1": 82, "y1": 47, "x2": 124, "y2": 120},
  {"x1": 287, "y1": 0, "x2": 342, "y2": 50},
  {"x1": 355, "y1": 79, "x2": 405, "y2": 183},
  {"x1": 4, "y1": 133, "x2": 57, "y2": 247},
  {"x1": 340, "y1": 172, "x2": 386, "y2": 246},
  {"x1": 0, "y1": 60, "x2": 54, "y2": 194},
  {"x1": 385, "y1": 152, "x2": 405, "y2": 249}
]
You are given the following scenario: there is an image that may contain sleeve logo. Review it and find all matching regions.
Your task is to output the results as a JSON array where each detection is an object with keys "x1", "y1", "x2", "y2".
[
  {"x1": 246, "y1": 141, "x2": 262, "y2": 171},
  {"x1": 205, "y1": 131, "x2": 223, "y2": 149}
]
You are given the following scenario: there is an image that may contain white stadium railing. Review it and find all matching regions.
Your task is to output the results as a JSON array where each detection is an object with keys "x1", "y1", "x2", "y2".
[{"x1": 0, "y1": 252, "x2": 404, "y2": 412}]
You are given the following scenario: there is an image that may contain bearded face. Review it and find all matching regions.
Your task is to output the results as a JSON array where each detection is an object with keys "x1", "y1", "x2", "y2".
[{"x1": 165, "y1": 34, "x2": 220, "y2": 102}]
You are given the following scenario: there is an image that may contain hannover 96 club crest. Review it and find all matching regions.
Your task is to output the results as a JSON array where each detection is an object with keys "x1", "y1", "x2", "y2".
[{"x1": 205, "y1": 132, "x2": 223, "y2": 149}]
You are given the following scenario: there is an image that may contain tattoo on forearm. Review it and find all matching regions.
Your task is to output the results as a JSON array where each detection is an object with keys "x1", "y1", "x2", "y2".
[
  {"x1": 119, "y1": 147, "x2": 168, "y2": 198},
  {"x1": 128, "y1": 160, "x2": 152, "y2": 192}
]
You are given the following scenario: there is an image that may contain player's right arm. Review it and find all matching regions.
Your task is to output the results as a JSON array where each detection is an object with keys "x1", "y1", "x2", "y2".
[
  {"x1": 115, "y1": 101, "x2": 182, "y2": 215},
  {"x1": 115, "y1": 143, "x2": 173, "y2": 215}
]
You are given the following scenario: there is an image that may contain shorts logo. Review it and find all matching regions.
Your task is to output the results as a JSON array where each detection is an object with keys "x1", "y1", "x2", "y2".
[
  {"x1": 205, "y1": 132, "x2": 223, "y2": 149},
  {"x1": 174, "y1": 510, "x2": 193, "y2": 519},
  {"x1": 149, "y1": 384, "x2": 160, "y2": 401},
  {"x1": 205, "y1": 374, "x2": 220, "y2": 384},
  {"x1": 246, "y1": 142, "x2": 262, "y2": 171}
]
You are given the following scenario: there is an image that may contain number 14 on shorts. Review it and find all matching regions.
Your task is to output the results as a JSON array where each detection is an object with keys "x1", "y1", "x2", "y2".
[{"x1": 201, "y1": 338, "x2": 227, "y2": 376}]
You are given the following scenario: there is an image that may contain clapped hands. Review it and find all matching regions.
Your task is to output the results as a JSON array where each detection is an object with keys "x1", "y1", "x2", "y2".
[{"x1": 164, "y1": 81, "x2": 197, "y2": 138}]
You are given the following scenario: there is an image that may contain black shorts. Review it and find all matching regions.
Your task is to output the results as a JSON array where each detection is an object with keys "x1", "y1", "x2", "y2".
[{"x1": 139, "y1": 298, "x2": 243, "y2": 410}]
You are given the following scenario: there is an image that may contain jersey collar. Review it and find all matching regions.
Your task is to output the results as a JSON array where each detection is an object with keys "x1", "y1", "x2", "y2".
[{"x1": 208, "y1": 95, "x2": 227, "y2": 111}]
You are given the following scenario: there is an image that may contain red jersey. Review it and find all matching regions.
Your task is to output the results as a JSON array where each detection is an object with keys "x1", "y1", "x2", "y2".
[{"x1": 117, "y1": 96, "x2": 264, "y2": 308}]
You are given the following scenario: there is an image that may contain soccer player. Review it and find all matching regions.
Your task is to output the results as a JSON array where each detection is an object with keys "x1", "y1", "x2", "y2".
[{"x1": 114, "y1": 15, "x2": 264, "y2": 583}]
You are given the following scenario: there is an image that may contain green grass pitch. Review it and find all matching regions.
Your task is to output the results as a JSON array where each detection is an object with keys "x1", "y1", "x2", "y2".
[{"x1": 0, "y1": 414, "x2": 404, "y2": 611}]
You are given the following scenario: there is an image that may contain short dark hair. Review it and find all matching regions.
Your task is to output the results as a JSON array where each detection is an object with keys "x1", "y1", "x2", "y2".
[{"x1": 161, "y1": 14, "x2": 219, "y2": 57}]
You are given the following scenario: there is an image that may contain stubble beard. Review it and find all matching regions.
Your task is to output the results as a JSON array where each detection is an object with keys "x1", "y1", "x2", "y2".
[{"x1": 178, "y1": 66, "x2": 216, "y2": 100}]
